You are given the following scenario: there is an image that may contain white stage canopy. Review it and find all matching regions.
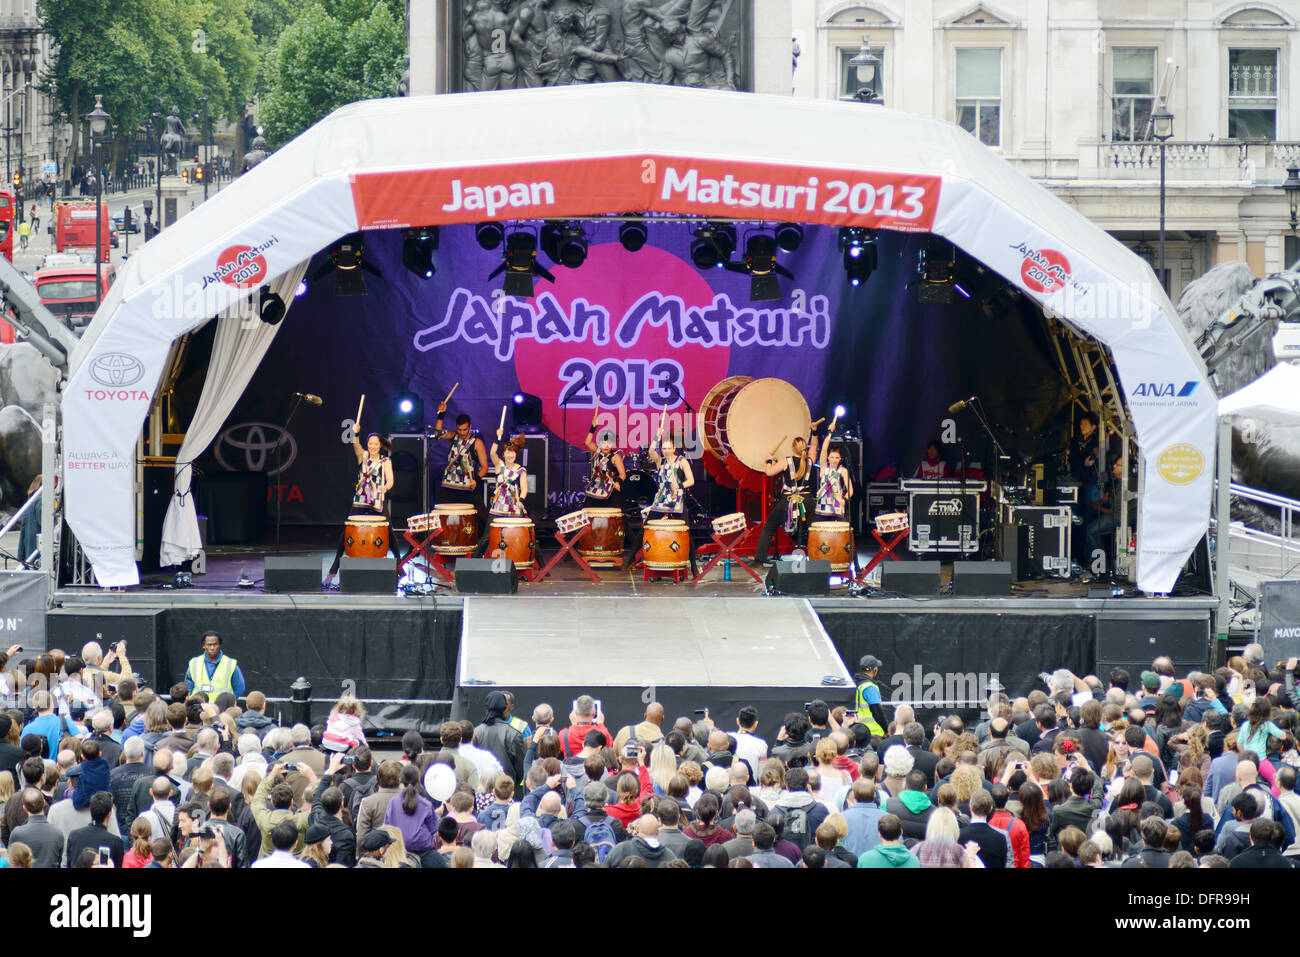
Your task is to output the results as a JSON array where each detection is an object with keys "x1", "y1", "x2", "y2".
[
  {"x1": 64, "y1": 84, "x2": 1215, "y2": 591},
  {"x1": 1219, "y1": 362, "x2": 1300, "y2": 420}
]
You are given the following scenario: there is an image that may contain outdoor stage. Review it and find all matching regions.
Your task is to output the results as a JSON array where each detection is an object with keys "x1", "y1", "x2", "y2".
[{"x1": 44, "y1": 528, "x2": 1219, "y2": 736}]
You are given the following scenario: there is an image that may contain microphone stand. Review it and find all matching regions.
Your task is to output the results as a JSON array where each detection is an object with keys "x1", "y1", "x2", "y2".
[
  {"x1": 275, "y1": 393, "x2": 305, "y2": 554},
  {"x1": 671, "y1": 389, "x2": 707, "y2": 523}
]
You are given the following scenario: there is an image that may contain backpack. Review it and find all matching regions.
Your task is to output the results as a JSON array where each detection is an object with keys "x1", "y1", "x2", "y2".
[
  {"x1": 345, "y1": 775, "x2": 378, "y2": 821},
  {"x1": 580, "y1": 815, "x2": 616, "y2": 864},
  {"x1": 783, "y1": 803, "x2": 812, "y2": 849}
]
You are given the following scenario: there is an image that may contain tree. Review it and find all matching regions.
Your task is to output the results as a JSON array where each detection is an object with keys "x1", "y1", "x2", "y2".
[{"x1": 258, "y1": 0, "x2": 406, "y2": 148}]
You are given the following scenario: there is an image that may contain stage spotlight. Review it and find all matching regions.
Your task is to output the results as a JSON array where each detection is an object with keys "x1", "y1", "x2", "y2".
[
  {"x1": 917, "y1": 238, "x2": 957, "y2": 304},
  {"x1": 511, "y1": 391, "x2": 544, "y2": 432},
  {"x1": 328, "y1": 233, "x2": 372, "y2": 297},
  {"x1": 834, "y1": 404, "x2": 847, "y2": 419},
  {"x1": 258, "y1": 285, "x2": 286, "y2": 325},
  {"x1": 742, "y1": 233, "x2": 783, "y2": 302},
  {"x1": 475, "y1": 222, "x2": 505, "y2": 250},
  {"x1": 402, "y1": 227, "x2": 439, "y2": 280},
  {"x1": 774, "y1": 222, "x2": 803, "y2": 253},
  {"x1": 294, "y1": 279, "x2": 308, "y2": 298},
  {"x1": 838, "y1": 227, "x2": 877, "y2": 287},
  {"x1": 691, "y1": 223, "x2": 736, "y2": 270},
  {"x1": 394, "y1": 393, "x2": 424, "y2": 432},
  {"x1": 557, "y1": 223, "x2": 587, "y2": 268},
  {"x1": 619, "y1": 218, "x2": 648, "y2": 251},
  {"x1": 488, "y1": 229, "x2": 556, "y2": 298}
]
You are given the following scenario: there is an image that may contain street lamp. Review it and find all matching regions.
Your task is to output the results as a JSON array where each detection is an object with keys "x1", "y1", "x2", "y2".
[
  {"x1": 1151, "y1": 104, "x2": 1174, "y2": 293},
  {"x1": 85, "y1": 94, "x2": 110, "y2": 308},
  {"x1": 847, "y1": 35, "x2": 881, "y2": 104},
  {"x1": 1281, "y1": 166, "x2": 1300, "y2": 234},
  {"x1": 16, "y1": 90, "x2": 24, "y2": 222},
  {"x1": 198, "y1": 90, "x2": 209, "y2": 201}
]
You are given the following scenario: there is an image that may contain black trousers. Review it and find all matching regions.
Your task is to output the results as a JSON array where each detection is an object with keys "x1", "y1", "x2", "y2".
[{"x1": 753, "y1": 494, "x2": 810, "y2": 563}]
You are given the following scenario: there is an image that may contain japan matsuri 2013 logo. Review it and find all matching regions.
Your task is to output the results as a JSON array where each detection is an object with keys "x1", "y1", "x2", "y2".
[
  {"x1": 1010, "y1": 242, "x2": 1086, "y2": 297},
  {"x1": 204, "y1": 236, "x2": 281, "y2": 290}
]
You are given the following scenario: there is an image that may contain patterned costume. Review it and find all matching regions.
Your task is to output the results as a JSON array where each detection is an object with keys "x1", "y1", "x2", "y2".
[
  {"x1": 490, "y1": 463, "x2": 527, "y2": 516},
  {"x1": 815, "y1": 465, "x2": 850, "y2": 518}
]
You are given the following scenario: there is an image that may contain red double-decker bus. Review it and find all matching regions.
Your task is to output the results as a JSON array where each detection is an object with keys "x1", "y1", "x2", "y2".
[{"x1": 0, "y1": 188, "x2": 14, "y2": 342}]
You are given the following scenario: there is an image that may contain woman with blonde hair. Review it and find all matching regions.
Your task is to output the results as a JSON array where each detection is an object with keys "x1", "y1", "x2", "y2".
[
  {"x1": 648, "y1": 742, "x2": 677, "y2": 795},
  {"x1": 677, "y1": 760, "x2": 704, "y2": 807},
  {"x1": 930, "y1": 730, "x2": 957, "y2": 758},
  {"x1": 0, "y1": 769, "x2": 14, "y2": 806},
  {"x1": 379, "y1": 824, "x2": 420, "y2": 868},
  {"x1": 913, "y1": 807, "x2": 982, "y2": 868},
  {"x1": 950, "y1": 763, "x2": 982, "y2": 816},
  {"x1": 323, "y1": 695, "x2": 367, "y2": 752},
  {"x1": 755, "y1": 758, "x2": 785, "y2": 806},
  {"x1": 5, "y1": 841, "x2": 32, "y2": 868},
  {"x1": 297, "y1": 824, "x2": 333, "y2": 868}
]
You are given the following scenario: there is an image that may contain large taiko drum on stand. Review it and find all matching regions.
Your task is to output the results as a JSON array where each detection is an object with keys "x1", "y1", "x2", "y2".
[
  {"x1": 807, "y1": 521, "x2": 855, "y2": 572},
  {"x1": 699, "y1": 376, "x2": 812, "y2": 472},
  {"x1": 345, "y1": 515, "x2": 389, "y2": 558},
  {"x1": 579, "y1": 508, "x2": 625, "y2": 564},
  {"x1": 432, "y1": 503, "x2": 477, "y2": 555},
  {"x1": 643, "y1": 519, "x2": 690, "y2": 571},
  {"x1": 488, "y1": 517, "x2": 537, "y2": 569}
]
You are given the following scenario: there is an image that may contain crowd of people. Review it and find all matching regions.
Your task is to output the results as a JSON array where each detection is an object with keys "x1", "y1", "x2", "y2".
[{"x1": 0, "y1": 633, "x2": 1297, "y2": 869}]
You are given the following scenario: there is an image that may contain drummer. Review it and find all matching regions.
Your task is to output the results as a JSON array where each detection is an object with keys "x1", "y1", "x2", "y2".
[
  {"x1": 624, "y1": 428, "x2": 695, "y2": 571},
  {"x1": 325, "y1": 431, "x2": 395, "y2": 586},
  {"x1": 432, "y1": 401, "x2": 489, "y2": 505},
  {"x1": 475, "y1": 429, "x2": 529, "y2": 558},
  {"x1": 815, "y1": 422, "x2": 853, "y2": 519},
  {"x1": 753, "y1": 433, "x2": 818, "y2": 566},
  {"x1": 584, "y1": 410, "x2": 627, "y2": 509}
]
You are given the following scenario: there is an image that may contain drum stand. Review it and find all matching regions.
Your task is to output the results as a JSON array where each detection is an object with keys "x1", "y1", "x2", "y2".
[
  {"x1": 533, "y1": 524, "x2": 601, "y2": 585},
  {"x1": 855, "y1": 527, "x2": 909, "y2": 584},
  {"x1": 692, "y1": 527, "x2": 764, "y2": 584},
  {"x1": 398, "y1": 528, "x2": 455, "y2": 585}
]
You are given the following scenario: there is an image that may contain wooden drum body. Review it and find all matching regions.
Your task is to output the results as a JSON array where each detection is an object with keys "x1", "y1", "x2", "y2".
[
  {"x1": 807, "y1": 521, "x2": 855, "y2": 572},
  {"x1": 698, "y1": 376, "x2": 811, "y2": 472},
  {"x1": 579, "y1": 508, "x2": 624, "y2": 564},
  {"x1": 345, "y1": 515, "x2": 389, "y2": 559},
  {"x1": 642, "y1": 519, "x2": 690, "y2": 570},
  {"x1": 433, "y1": 503, "x2": 478, "y2": 555},
  {"x1": 488, "y1": 517, "x2": 537, "y2": 569}
]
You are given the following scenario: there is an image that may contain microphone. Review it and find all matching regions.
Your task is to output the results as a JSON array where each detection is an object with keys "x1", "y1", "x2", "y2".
[
  {"x1": 948, "y1": 395, "x2": 977, "y2": 414},
  {"x1": 295, "y1": 392, "x2": 323, "y2": 406}
]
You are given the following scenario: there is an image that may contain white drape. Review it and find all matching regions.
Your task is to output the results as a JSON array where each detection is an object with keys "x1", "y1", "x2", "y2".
[{"x1": 159, "y1": 261, "x2": 309, "y2": 566}]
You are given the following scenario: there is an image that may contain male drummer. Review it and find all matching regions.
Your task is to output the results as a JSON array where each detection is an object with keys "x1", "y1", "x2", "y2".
[
  {"x1": 914, "y1": 440, "x2": 949, "y2": 479},
  {"x1": 433, "y1": 401, "x2": 489, "y2": 505},
  {"x1": 753, "y1": 433, "x2": 819, "y2": 566}
]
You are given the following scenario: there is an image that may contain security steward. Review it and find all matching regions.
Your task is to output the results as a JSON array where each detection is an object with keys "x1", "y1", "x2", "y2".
[
  {"x1": 854, "y1": 655, "x2": 887, "y2": 739},
  {"x1": 186, "y1": 630, "x2": 246, "y2": 699}
]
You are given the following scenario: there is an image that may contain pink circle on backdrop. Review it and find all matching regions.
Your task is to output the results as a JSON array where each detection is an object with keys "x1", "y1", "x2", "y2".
[{"x1": 513, "y1": 243, "x2": 731, "y2": 450}]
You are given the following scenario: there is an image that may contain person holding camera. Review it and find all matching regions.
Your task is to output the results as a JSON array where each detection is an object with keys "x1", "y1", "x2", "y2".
[{"x1": 251, "y1": 760, "x2": 317, "y2": 859}]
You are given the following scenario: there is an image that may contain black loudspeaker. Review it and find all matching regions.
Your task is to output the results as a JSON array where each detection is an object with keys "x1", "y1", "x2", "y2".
[
  {"x1": 388, "y1": 434, "x2": 428, "y2": 531},
  {"x1": 264, "y1": 556, "x2": 322, "y2": 593},
  {"x1": 881, "y1": 561, "x2": 941, "y2": 596},
  {"x1": 951, "y1": 561, "x2": 1012, "y2": 596},
  {"x1": 1095, "y1": 614, "x2": 1211, "y2": 677},
  {"x1": 340, "y1": 557, "x2": 397, "y2": 594},
  {"x1": 766, "y1": 558, "x2": 831, "y2": 596},
  {"x1": 455, "y1": 557, "x2": 518, "y2": 595},
  {"x1": 47, "y1": 608, "x2": 162, "y2": 691}
]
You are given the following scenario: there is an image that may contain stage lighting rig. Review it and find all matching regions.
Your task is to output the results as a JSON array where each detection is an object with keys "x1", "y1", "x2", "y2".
[
  {"x1": 619, "y1": 218, "x2": 648, "y2": 251},
  {"x1": 394, "y1": 393, "x2": 424, "y2": 432},
  {"x1": 512, "y1": 391, "x2": 544, "y2": 432},
  {"x1": 726, "y1": 232, "x2": 794, "y2": 302},
  {"x1": 838, "y1": 227, "x2": 877, "y2": 287},
  {"x1": 691, "y1": 222, "x2": 736, "y2": 269},
  {"x1": 402, "y1": 227, "x2": 439, "y2": 279},
  {"x1": 774, "y1": 222, "x2": 803, "y2": 253},
  {"x1": 912, "y1": 238, "x2": 957, "y2": 303},
  {"x1": 311, "y1": 233, "x2": 381, "y2": 297},
  {"x1": 475, "y1": 222, "x2": 505, "y2": 250},
  {"x1": 258, "y1": 285, "x2": 286, "y2": 325},
  {"x1": 557, "y1": 223, "x2": 587, "y2": 267},
  {"x1": 488, "y1": 229, "x2": 556, "y2": 298}
]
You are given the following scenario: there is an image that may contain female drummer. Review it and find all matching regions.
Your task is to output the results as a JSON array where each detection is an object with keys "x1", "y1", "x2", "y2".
[
  {"x1": 474, "y1": 429, "x2": 529, "y2": 557},
  {"x1": 584, "y1": 410, "x2": 627, "y2": 509},
  {"x1": 432, "y1": 401, "x2": 489, "y2": 505},
  {"x1": 326, "y1": 431, "x2": 396, "y2": 583},
  {"x1": 753, "y1": 432, "x2": 819, "y2": 566},
  {"x1": 644, "y1": 430, "x2": 694, "y2": 520},
  {"x1": 815, "y1": 423, "x2": 854, "y2": 519}
]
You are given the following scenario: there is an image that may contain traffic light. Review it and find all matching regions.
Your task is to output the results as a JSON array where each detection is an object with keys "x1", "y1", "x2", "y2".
[
  {"x1": 11, "y1": 172, "x2": 19, "y2": 190},
  {"x1": 194, "y1": 165, "x2": 203, "y2": 183},
  {"x1": 123, "y1": 206, "x2": 132, "y2": 232},
  {"x1": 181, "y1": 168, "x2": 189, "y2": 183}
]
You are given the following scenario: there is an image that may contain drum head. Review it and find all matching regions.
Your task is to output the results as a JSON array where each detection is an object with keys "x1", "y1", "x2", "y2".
[
  {"x1": 726, "y1": 378, "x2": 811, "y2": 472},
  {"x1": 698, "y1": 375, "x2": 752, "y2": 459},
  {"x1": 493, "y1": 517, "x2": 533, "y2": 527},
  {"x1": 436, "y1": 504, "x2": 476, "y2": 514}
]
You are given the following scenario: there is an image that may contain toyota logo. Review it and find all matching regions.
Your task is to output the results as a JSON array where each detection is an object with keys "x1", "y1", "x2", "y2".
[
  {"x1": 215, "y1": 422, "x2": 297, "y2": 475},
  {"x1": 89, "y1": 353, "x2": 144, "y2": 387}
]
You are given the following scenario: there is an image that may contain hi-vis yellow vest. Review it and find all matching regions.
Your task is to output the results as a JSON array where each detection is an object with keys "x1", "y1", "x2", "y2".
[
  {"x1": 188, "y1": 654, "x2": 238, "y2": 697},
  {"x1": 854, "y1": 679, "x2": 886, "y2": 737}
]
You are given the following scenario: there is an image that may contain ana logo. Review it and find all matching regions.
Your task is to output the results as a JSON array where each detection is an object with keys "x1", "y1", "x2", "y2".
[
  {"x1": 1156, "y1": 444, "x2": 1205, "y2": 486},
  {"x1": 216, "y1": 422, "x2": 297, "y2": 475},
  {"x1": 1011, "y1": 243, "x2": 1071, "y2": 294},
  {"x1": 89, "y1": 352, "x2": 144, "y2": 387},
  {"x1": 1132, "y1": 381, "x2": 1198, "y2": 399},
  {"x1": 213, "y1": 244, "x2": 268, "y2": 289}
]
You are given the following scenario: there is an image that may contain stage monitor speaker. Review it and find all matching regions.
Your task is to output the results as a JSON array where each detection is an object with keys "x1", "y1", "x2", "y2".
[
  {"x1": 455, "y1": 557, "x2": 518, "y2": 595},
  {"x1": 951, "y1": 561, "x2": 1012, "y2": 596},
  {"x1": 46, "y1": 608, "x2": 162, "y2": 691},
  {"x1": 881, "y1": 561, "x2": 941, "y2": 596},
  {"x1": 388, "y1": 434, "x2": 428, "y2": 531},
  {"x1": 340, "y1": 557, "x2": 397, "y2": 595},
  {"x1": 766, "y1": 558, "x2": 830, "y2": 597},
  {"x1": 1095, "y1": 614, "x2": 1211, "y2": 677},
  {"x1": 265, "y1": 556, "x2": 322, "y2": 593}
]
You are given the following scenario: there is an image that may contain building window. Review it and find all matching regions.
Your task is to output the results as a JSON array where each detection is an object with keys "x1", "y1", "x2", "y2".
[
  {"x1": 956, "y1": 48, "x2": 1001, "y2": 147},
  {"x1": 839, "y1": 46, "x2": 884, "y2": 101},
  {"x1": 1111, "y1": 47, "x2": 1155, "y2": 141},
  {"x1": 1228, "y1": 48, "x2": 1278, "y2": 140}
]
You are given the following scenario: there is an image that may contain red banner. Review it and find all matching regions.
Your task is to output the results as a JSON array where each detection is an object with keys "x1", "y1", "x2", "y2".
[{"x1": 351, "y1": 155, "x2": 940, "y2": 233}]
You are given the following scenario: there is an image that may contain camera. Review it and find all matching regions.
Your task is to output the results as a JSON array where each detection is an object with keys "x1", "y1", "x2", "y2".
[
  {"x1": 623, "y1": 743, "x2": 640, "y2": 758},
  {"x1": 285, "y1": 762, "x2": 299, "y2": 772},
  {"x1": 197, "y1": 823, "x2": 219, "y2": 840},
  {"x1": 693, "y1": 708, "x2": 709, "y2": 716},
  {"x1": 340, "y1": 755, "x2": 357, "y2": 766},
  {"x1": 97, "y1": 846, "x2": 111, "y2": 866}
]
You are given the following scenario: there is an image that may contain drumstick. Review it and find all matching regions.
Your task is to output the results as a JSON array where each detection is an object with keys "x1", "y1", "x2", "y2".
[
  {"x1": 499, "y1": 405, "x2": 507, "y2": 432},
  {"x1": 768, "y1": 435, "x2": 788, "y2": 459},
  {"x1": 355, "y1": 395, "x2": 365, "y2": 428},
  {"x1": 659, "y1": 406, "x2": 666, "y2": 438},
  {"x1": 810, "y1": 417, "x2": 825, "y2": 429},
  {"x1": 441, "y1": 382, "x2": 460, "y2": 406}
]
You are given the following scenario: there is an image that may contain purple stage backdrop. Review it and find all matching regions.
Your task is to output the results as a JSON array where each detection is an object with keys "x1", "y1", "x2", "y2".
[{"x1": 191, "y1": 223, "x2": 1066, "y2": 525}]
